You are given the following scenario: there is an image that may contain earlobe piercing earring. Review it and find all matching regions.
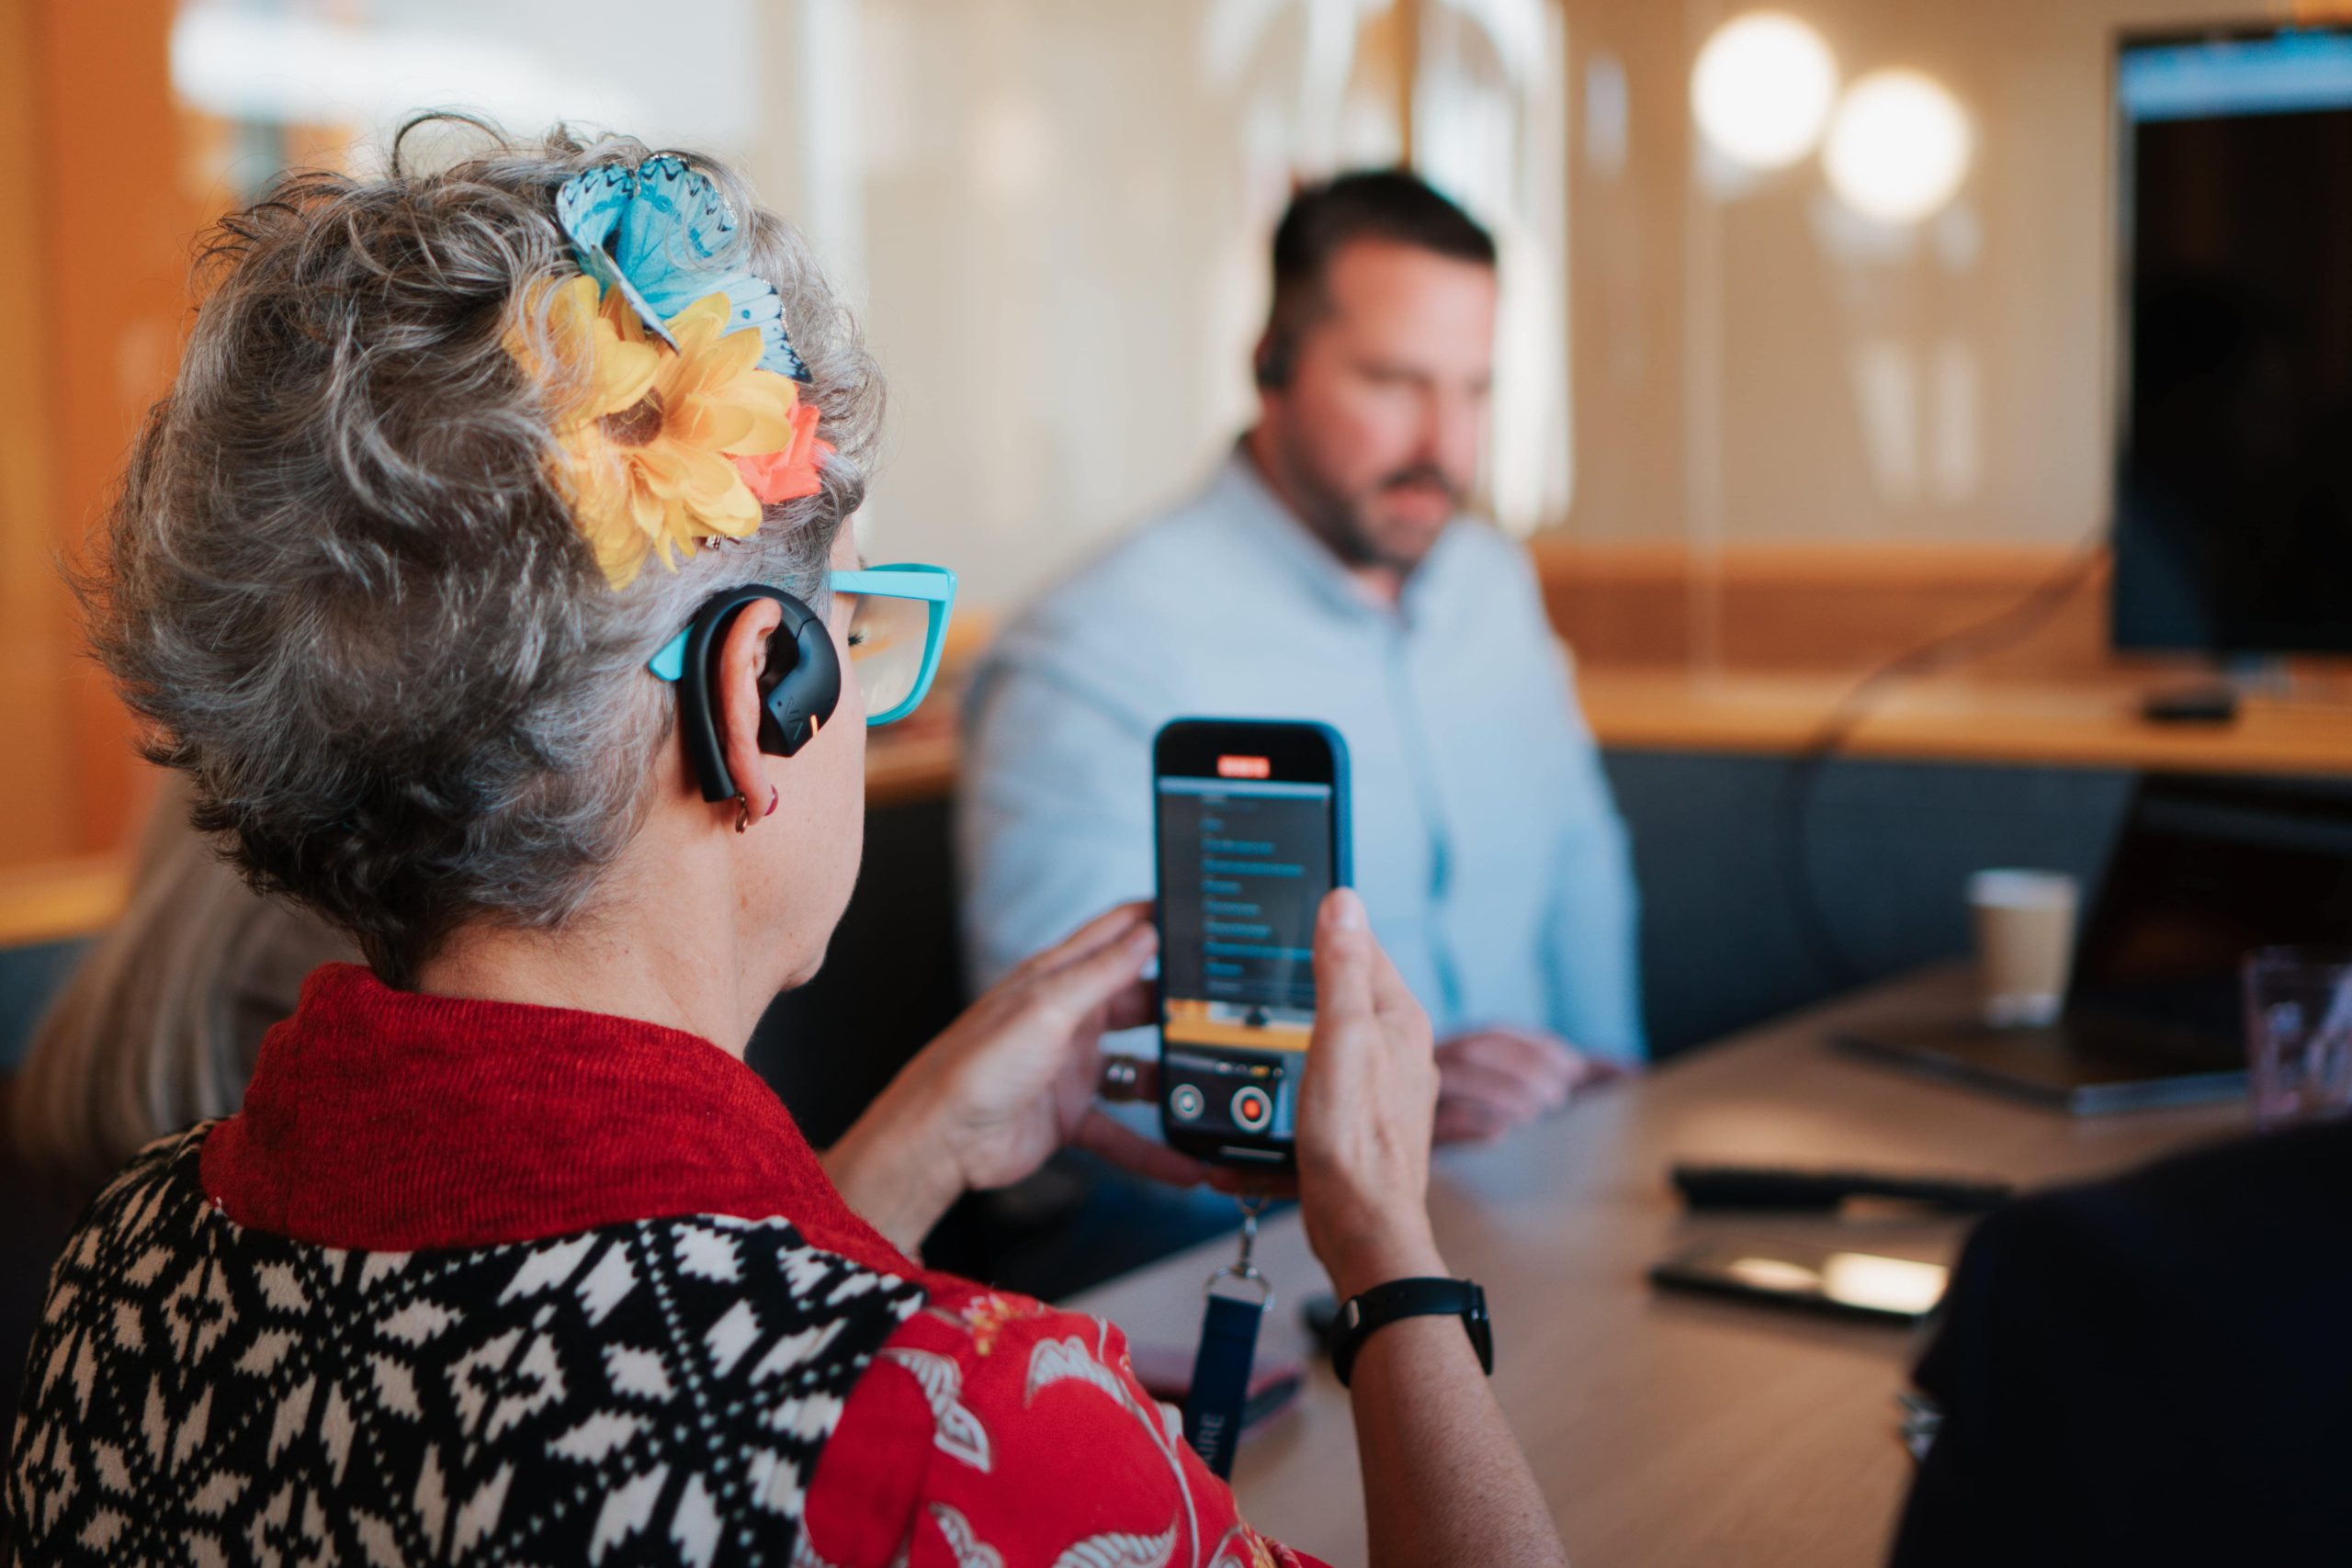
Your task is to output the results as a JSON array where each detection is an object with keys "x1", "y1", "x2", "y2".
[{"x1": 733, "y1": 785, "x2": 779, "y2": 833}]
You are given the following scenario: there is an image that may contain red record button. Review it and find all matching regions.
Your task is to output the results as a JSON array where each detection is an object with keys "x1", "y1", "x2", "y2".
[{"x1": 1230, "y1": 1085, "x2": 1273, "y2": 1133}]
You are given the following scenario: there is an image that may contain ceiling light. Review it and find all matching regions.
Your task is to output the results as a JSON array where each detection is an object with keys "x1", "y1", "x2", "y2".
[
  {"x1": 1823, "y1": 68, "x2": 1973, "y2": 225},
  {"x1": 1690, "y1": 12, "x2": 1838, "y2": 171}
]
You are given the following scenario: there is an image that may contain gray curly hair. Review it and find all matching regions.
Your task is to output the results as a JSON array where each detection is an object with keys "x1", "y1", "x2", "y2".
[{"x1": 82, "y1": 117, "x2": 880, "y2": 985}]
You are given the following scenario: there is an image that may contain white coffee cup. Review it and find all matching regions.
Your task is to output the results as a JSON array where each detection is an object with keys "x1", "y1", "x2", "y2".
[{"x1": 1968, "y1": 870, "x2": 2078, "y2": 1028}]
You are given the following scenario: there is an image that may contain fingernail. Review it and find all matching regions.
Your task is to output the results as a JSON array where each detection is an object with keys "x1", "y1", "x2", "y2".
[
  {"x1": 764, "y1": 785, "x2": 779, "y2": 818},
  {"x1": 1127, "y1": 922, "x2": 1159, "y2": 950},
  {"x1": 1327, "y1": 887, "x2": 1365, "y2": 930}
]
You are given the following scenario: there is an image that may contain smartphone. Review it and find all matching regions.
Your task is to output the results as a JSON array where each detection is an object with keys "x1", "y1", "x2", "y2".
[
  {"x1": 1153, "y1": 718, "x2": 1351, "y2": 1168},
  {"x1": 1648, "y1": 1238, "x2": 1950, "y2": 1325}
]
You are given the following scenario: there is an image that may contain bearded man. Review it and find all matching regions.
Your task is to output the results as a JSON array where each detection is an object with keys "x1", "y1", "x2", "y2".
[{"x1": 960, "y1": 171, "x2": 1641, "y2": 1176}]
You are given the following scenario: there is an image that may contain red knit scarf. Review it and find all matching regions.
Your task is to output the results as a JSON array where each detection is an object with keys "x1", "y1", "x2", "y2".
[{"x1": 202, "y1": 963, "x2": 936, "y2": 1288}]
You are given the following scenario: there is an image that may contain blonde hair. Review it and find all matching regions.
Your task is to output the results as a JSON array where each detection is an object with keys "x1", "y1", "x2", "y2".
[{"x1": 11, "y1": 778, "x2": 353, "y2": 1192}]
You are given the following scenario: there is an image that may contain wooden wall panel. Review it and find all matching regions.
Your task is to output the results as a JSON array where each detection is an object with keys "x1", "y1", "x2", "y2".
[
  {"x1": 1532, "y1": 539, "x2": 2121, "y2": 677},
  {"x1": 0, "y1": 0, "x2": 72, "y2": 869},
  {"x1": 28, "y1": 0, "x2": 192, "y2": 859}
]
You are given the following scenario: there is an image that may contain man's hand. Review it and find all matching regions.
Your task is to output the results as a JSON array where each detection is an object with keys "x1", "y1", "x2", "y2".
[
  {"x1": 1431, "y1": 1027, "x2": 1621, "y2": 1145},
  {"x1": 823, "y1": 904, "x2": 1206, "y2": 1255}
]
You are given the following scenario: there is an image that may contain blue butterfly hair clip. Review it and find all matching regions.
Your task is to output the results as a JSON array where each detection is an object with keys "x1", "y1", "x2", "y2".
[{"x1": 555, "y1": 154, "x2": 811, "y2": 383}]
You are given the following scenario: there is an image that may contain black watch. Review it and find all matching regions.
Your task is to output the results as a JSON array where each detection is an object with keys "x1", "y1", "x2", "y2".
[{"x1": 1330, "y1": 1277, "x2": 1492, "y2": 1387}]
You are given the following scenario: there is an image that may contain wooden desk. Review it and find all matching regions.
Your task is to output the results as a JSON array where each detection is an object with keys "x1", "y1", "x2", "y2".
[
  {"x1": 1069, "y1": 966, "x2": 2245, "y2": 1567},
  {"x1": 1578, "y1": 669, "x2": 2352, "y2": 777},
  {"x1": 854, "y1": 663, "x2": 2352, "y2": 819}
]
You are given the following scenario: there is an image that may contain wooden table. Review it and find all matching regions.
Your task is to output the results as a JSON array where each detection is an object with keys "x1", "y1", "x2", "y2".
[
  {"x1": 1068, "y1": 965, "x2": 2248, "y2": 1567},
  {"x1": 1577, "y1": 669, "x2": 2352, "y2": 777}
]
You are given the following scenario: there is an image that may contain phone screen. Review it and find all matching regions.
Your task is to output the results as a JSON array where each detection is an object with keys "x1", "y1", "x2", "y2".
[
  {"x1": 1650, "y1": 1240, "x2": 1950, "y2": 1325},
  {"x1": 1153, "y1": 719, "x2": 1348, "y2": 1165}
]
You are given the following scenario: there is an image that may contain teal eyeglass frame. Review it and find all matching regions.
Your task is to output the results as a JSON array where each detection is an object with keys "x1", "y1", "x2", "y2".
[{"x1": 648, "y1": 562, "x2": 959, "y2": 728}]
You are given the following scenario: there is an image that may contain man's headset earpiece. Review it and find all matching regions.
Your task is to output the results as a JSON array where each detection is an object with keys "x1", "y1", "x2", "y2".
[
  {"x1": 1253, "y1": 329, "x2": 1295, "y2": 391},
  {"x1": 673, "y1": 585, "x2": 842, "y2": 803}
]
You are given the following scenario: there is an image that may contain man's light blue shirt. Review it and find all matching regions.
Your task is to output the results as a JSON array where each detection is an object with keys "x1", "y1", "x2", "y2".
[{"x1": 956, "y1": 449, "x2": 1645, "y2": 1060}]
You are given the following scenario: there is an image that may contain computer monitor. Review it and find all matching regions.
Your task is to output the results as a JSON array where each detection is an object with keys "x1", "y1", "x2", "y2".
[{"x1": 2111, "y1": 26, "x2": 2352, "y2": 656}]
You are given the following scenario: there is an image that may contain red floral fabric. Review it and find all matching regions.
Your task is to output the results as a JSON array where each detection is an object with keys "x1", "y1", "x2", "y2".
[
  {"x1": 806, "y1": 1291, "x2": 1313, "y2": 1568},
  {"x1": 202, "y1": 964, "x2": 1325, "y2": 1568}
]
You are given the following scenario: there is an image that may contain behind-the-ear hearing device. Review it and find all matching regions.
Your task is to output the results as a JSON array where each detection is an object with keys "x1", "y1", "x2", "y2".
[
  {"x1": 1253, "y1": 330, "x2": 1294, "y2": 390},
  {"x1": 673, "y1": 585, "x2": 842, "y2": 803}
]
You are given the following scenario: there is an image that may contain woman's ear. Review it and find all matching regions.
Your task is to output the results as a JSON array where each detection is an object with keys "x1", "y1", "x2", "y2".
[{"x1": 714, "y1": 596, "x2": 787, "y2": 812}]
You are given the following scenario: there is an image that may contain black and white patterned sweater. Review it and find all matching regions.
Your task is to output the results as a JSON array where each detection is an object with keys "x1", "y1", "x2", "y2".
[{"x1": 10, "y1": 1126, "x2": 922, "y2": 1564}]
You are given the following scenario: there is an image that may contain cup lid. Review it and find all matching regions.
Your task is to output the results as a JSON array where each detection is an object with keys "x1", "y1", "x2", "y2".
[{"x1": 1967, "y1": 869, "x2": 2077, "y2": 907}]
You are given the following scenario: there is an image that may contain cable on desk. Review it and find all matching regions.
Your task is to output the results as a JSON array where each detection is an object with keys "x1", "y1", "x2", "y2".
[{"x1": 1776, "y1": 527, "x2": 2113, "y2": 987}]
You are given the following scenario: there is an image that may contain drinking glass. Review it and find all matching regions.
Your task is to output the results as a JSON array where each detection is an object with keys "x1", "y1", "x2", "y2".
[{"x1": 2243, "y1": 948, "x2": 2352, "y2": 1130}]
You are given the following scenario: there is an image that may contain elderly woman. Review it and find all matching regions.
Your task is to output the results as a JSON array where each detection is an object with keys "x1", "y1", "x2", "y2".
[{"x1": 7, "y1": 126, "x2": 1562, "y2": 1568}]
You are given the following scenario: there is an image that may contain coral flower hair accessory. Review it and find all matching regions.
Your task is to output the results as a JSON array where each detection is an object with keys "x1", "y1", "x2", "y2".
[
  {"x1": 507, "y1": 155, "x2": 827, "y2": 589},
  {"x1": 733, "y1": 400, "x2": 831, "y2": 507}
]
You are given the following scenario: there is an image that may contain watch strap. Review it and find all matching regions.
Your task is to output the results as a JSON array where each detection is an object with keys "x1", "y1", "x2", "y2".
[{"x1": 1331, "y1": 1277, "x2": 1491, "y2": 1387}]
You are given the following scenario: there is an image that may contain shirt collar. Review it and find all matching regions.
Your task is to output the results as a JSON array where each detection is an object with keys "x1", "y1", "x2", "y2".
[
  {"x1": 1215, "y1": 441, "x2": 1476, "y2": 631},
  {"x1": 198, "y1": 963, "x2": 921, "y2": 1277}
]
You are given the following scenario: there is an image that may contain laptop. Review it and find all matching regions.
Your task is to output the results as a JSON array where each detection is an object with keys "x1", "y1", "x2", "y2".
[{"x1": 1838, "y1": 773, "x2": 2352, "y2": 1115}]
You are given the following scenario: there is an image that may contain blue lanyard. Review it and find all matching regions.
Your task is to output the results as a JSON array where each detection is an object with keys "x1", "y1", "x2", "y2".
[{"x1": 1182, "y1": 1196, "x2": 1271, "y2": 1479}]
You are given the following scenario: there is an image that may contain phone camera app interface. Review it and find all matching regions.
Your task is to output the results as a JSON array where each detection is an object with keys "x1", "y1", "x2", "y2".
[{"x1": 1158, "y1": 761, "x2": 1334, "y2": 1148}]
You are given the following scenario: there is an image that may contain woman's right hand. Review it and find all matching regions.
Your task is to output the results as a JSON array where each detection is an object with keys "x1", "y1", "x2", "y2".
[
  {"x1": 1295, "y1": 889, "x2": 1573, "y2": 1568},
  {"x1": 1294, "y1": 887, "x2": 1450, "y2": 1301}
]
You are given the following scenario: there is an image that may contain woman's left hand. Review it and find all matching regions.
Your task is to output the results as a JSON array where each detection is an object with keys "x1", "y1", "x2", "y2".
[{"x1": 823, "y1": 903, "x2": 1206, "y2": 1255}]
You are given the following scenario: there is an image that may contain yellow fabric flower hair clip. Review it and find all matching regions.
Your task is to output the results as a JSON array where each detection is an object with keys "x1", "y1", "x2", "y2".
[{"x1": 506, "y1": 157, "x2": 831, "y2": 589}]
